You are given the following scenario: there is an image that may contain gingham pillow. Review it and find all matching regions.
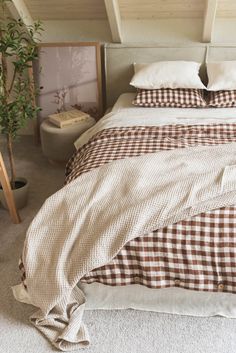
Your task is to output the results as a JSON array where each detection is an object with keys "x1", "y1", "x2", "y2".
[
  {"x1": 132, "y1": 88, "x2": 207, "y2": 108},
  {"x1": 208, "y1": 90, "x2": 236, "y2": 108}
]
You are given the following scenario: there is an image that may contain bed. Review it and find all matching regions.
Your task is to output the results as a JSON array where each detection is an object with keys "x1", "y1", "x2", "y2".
[
  {"x1": 77, "y1": 92, "x2": 236, "y2": 317},
  {"x1": 13, "y1": 44, "x2": 236, "y2": 351}
]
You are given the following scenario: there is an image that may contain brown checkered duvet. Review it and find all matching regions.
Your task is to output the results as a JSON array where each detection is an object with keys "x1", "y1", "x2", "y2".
[{"x1": 64, "y1": 124, "x2": 236, "y2": 294}]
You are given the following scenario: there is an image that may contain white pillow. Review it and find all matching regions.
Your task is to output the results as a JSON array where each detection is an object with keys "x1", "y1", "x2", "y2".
[
  {"x1": 207, "y1": 61, "x2": 236, "y2": 91},
  {"x1": 130, "y1": 61, "x2": 206, "y2": 90}
]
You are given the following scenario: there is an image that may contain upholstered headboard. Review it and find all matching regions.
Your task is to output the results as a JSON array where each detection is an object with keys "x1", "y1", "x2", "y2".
[{"x1": 104, "y1": 43, "x2": 236, "y2": 108}]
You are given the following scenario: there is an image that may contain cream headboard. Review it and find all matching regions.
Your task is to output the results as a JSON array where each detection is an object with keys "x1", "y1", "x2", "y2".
[{"x1": 104, "y1": 43, "x2": 236, "y2": 108}]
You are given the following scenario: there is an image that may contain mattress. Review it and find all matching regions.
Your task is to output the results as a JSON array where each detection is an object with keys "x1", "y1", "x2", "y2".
[{"x1": 74, "y1": 93, "x2": 236, "y2": 317}]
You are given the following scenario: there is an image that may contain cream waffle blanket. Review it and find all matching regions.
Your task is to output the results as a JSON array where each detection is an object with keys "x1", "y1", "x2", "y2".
[{"x1": 13, "y1": 142, "x2": 236, "y2": 351}]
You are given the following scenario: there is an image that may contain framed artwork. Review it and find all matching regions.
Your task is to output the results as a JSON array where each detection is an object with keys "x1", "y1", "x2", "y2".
[{"x1": 34, "y1": 42, "x2": 102, "y2": 124}]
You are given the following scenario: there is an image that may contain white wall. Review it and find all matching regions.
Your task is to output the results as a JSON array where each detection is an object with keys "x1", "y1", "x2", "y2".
[
  {"x1": 41, "y1": 20, "x2": 112, "y2": 43},
  {"x1": 214, "y1": 18, "x2": 236, "y2": 43},
  {"x1": 123, "y1": 19, "x2": 203, "y2": 44},
  {"x1": 40, "y1": 18, "x2": 236, "y2": 45},
  {"x1": 41, "y1": 19, "x2": 203, "y2": 44}
]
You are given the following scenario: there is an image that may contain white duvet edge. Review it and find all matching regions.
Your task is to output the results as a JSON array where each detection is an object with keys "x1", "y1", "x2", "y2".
[
  {"x1": 12, "y1": 281, "x2": 236, "y2": 319},
  {"x1": 79, "y1": 282, "x2": 236, "y2": 319}
]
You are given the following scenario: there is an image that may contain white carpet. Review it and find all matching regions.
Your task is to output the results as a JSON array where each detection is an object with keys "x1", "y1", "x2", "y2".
[{"x1": 0, "y1": 136, "x2": 236, "y2": 353}]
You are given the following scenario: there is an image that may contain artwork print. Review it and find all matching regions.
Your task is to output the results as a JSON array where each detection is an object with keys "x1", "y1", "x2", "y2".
[{"x1": 34, "y1": 43, "x2": 102, "y2": 122}]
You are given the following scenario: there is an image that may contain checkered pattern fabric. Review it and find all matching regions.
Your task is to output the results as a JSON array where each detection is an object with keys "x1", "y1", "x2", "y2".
[
  {"x1": 132, "y1": 88, "x2": 207, "y2": 108},
  {"x1": 65, "y1": 124, "x2": 236, "y2": 293},
  {"x1": 20, "y1": 124, "x2": 236, "y2": 293},
  {"x1": 65, "y1": 124, "x2": 236, "y2": 184},
  {"x1": 208, "y1": 90, "x2": 236, "y2": 108},
  {"x1": 82, "y1": 206, "x2": 236, "y2": 293}
]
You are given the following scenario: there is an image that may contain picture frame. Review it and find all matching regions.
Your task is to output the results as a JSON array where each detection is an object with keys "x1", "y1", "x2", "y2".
[{"x1": 33, "y1": 42, "x2": 103, "y2": 127}]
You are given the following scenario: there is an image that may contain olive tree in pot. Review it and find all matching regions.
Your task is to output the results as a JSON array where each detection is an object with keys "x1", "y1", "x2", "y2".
[{"x1": 0, "y1": 0, "x2": 43, "y2": 209}]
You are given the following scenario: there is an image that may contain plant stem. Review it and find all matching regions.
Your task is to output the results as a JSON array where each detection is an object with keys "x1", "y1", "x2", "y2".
[
  {"x1": 8, "y1": 67, "x2": 17, "y2": 97},
  {"x1": 0, "y1": 28, "x2": 7, "y2": 96},
  {"x1": 6, "y1": 134, "x2": 16, "y2": 189},
  {"x1": 1, "y1": 26, "x2": 16, "y2": 188}
]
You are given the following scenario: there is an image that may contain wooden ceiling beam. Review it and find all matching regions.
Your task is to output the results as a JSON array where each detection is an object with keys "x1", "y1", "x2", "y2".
[
  {"x1": 202, "y1": 0, "x2": 218, "y2": 43},
  {"x1": 6, "y1": 0, "x2": 34, "y2": 28},
  {"x1": 104, "y1": 0, "x2": 123, "y2": 43}
]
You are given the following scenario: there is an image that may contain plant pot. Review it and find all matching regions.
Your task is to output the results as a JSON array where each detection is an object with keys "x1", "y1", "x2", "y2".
[{"x1": 0, "y1": 177, "x2": 29, "y2": 210}]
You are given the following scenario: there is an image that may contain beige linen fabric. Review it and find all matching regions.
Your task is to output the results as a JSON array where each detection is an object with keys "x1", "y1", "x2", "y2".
[{"x1": 13, "y1": 143, "x2": 236, "y2": 351}]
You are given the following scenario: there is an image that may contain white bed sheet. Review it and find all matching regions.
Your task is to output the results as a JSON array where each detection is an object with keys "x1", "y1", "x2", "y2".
[
  {"x1": 75, "y1": 93, "x2": 236, "y2": 150},
  {"x1": 112, "y1": 92, "x2": 236, "y2": 117},
  {"x1": 77, "y1": 93, "x2": 236, "y2": 318}
]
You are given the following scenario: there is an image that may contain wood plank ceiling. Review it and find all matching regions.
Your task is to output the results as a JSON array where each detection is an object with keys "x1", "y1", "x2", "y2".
[
  {"x1": 23, "y1": 0, "x2": 107, "y2": 20},
  {"x1": 1, "y1": 0, "x2": 236, "y2": 42},
  {"x1": 7, "y1": 0, "x2": 236, "y2": 21},
  {"x1": 217, "y1": 0, "x2": 236, "y2": 17},
  {"x1": 119, "y1": 0, "x2": 205, "y2": 19}
]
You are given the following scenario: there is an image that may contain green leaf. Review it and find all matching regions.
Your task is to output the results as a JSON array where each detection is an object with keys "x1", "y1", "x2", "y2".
[{"x1": 0, "y1": 1, "x2": 43, "y2": 144}]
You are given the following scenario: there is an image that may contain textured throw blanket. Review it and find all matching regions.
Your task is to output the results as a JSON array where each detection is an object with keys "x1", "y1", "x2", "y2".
[
  {"x1": 13, "y1": 142, "x2": 236, "y2": 351},
  {"x1": 67, "y1": 124, "x2": 236, "y2": 293}
]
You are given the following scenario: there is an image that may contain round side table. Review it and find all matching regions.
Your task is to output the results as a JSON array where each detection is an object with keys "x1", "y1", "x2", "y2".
[{"x1": 40, "y1": 117, "x2": 96, "y2": 163}]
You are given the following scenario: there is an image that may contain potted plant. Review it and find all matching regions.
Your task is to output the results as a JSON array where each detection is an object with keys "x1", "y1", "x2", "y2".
[{"x1": 0, "y1": 0, "x2": 43, "y2": 209}]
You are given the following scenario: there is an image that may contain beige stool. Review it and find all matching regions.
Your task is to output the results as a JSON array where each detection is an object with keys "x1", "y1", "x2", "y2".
[{"x1": 40, "y1": 117, "x2": 96, "y2": 163}]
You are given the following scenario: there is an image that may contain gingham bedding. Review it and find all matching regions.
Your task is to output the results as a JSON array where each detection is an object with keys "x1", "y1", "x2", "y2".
[
  {"x1": 132, "y1": 88, "x2": 206, "y2": 108},
  {"x1": 63, "y1": 124, "x2": 236, "y2": 294},
  {"x1": 208, "y1": 90, "x2": 236, "y2": 108}
]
